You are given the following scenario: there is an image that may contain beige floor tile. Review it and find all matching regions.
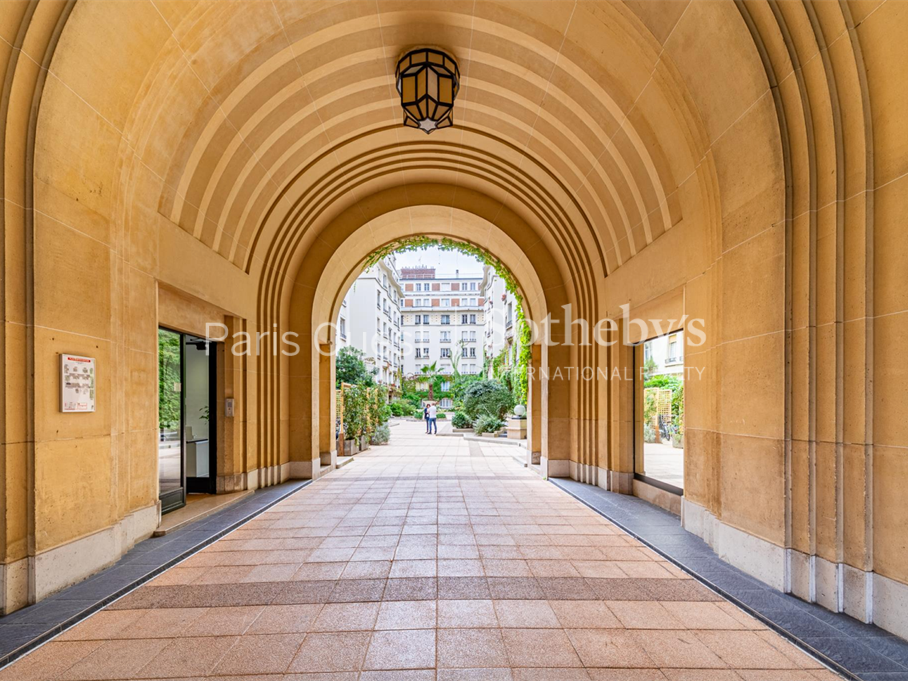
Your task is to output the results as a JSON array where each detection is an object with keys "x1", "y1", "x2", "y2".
[
  {"x1": 501, "y1": 628, "x2": 583, "y2": 667},
  {"x1": 375, "y1": 599, "x2": 437, "y2": 629},
  {"x1": 438, "y1": 599, "x2": 498, "y2": 628},
  {"x1": 364, "y1": 629, "x2": 436, "y2": 670},
  {"x1": 288, "y1": 631, "x2": 371, "y2": 673},
  {"x1": 494, "y1": 599, "x2": 561, "y2": 628},
  {"x1": 311, "y1": 602, "x2": 380, "y2": 631},
  {"x1": 437, "y1": 628, "x2": 510, "y2": 668}
]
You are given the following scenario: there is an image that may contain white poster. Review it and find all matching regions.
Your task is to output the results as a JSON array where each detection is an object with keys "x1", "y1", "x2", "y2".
[{"x1": 60, "y1": 354, "x2": 96, "y2": 413}]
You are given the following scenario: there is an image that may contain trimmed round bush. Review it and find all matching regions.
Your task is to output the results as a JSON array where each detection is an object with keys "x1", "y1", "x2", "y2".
[{"x1": 452, "y1": 412, "x2": 472, "y2": 429}]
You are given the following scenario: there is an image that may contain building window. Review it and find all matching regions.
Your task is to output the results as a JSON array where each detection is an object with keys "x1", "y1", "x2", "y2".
[
  {"x1": 422, "y1": 315, "x2": 429, "y2": 324},
  {"x1": 340, "y1": 318, "x2": 347, "y2": 339},
  {"x1": 441, "y1": 348, "x2": 451, "y2": 358},
  {"x1": 441, "y1": 382, "x2": 451, "y2": 392},
  {"x1": 461, "y1": 314, "x2": 468, "y2": 324},
  {"x1": 667, "y1": 333, "x2": 683, "y2": 364},
  {"x1": 470, "y1": 314, "x2": 477, "y2": 324},
  {"x1": 441, "y1": 331, "x2": 450, "y2": 342},
  {"x1": 467, "y1": 347, "x2": 476, "y2": 358},
  {"x1": 441, "y1": 315, "x2": 450, "y2": 325},
  {"x1": 415, "y1": 315, "x2": 422, "y2": 325}
]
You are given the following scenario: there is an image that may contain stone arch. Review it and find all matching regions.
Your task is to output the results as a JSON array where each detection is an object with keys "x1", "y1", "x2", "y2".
[{"x1": 281, "y1": 188, "x2": 574, "y2": 480}]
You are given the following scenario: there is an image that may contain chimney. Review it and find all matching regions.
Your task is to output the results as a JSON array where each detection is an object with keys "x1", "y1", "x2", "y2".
[{"x1": 456, "y1": 269, "x2": 459, "y2": 278}]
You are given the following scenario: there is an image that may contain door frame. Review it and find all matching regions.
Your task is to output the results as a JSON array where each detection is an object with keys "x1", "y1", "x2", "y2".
[
  {"x1": 185, "y1": 335, "x2": 218, "y2": 495},
  {"x1": 158, "y1": 328, "x2": 219, "y2": 513}
]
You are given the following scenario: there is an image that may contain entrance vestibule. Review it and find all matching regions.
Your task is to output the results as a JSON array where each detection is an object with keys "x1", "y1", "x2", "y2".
[{"x1": 158, "y1": 329, "x2": 219, "y2": 513}]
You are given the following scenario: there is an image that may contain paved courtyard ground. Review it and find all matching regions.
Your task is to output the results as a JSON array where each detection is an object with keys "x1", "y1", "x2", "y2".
[{"x1": 0, "y1": 421, "x2": 839, "y2": 680}]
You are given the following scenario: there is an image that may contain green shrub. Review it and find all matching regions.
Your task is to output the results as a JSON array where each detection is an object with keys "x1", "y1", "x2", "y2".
[
  {"x1": 342, "y1": 384, "x2": 369, "y2": 439},
  {"x1": 463, "y1": 380, "x2": 514, "y2": 421},
  {"x1": 474, "y1": 414, "x2": 504, "y2": 434},
  {"x1": 389, "y1": 399, "x2": 411, "y2": 417},
  {"x1": 452, "y1": 412, "x2": 472, "y2": 429},
  {"x1": 413, "y1": 408, "x2": 425, "y2": 419},
  {"x1": 437, "y1": 412, "x2": 447, "y2": 419},
  {"x1": 370, "y1": 423, "x2": 391, "y2": 445}
]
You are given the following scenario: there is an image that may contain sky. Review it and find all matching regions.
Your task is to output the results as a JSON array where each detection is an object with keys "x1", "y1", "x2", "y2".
[{"x1": 393, "y1": 246, "x2": 484, "y2": 278}]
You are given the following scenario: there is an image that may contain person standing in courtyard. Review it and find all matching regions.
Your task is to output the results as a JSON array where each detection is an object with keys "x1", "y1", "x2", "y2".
[{"x1": 427, "y1": 402, "x2": 438, "y2": 434}]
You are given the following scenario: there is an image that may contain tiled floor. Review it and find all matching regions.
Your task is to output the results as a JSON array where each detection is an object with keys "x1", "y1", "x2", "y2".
[{"x1": 0, "y1": 421, "x2": 840, "y2": 680}]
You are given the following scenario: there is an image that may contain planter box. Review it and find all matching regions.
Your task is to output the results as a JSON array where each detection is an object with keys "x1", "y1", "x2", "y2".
[
  {"x1": 344, "y1": 439, "x2": 359, "y2": 456},
  {"x1": 453, "y1": 428, "x2": 472, "y2": 434},
  {"x1": 359, "y1": 436, "x2": 370, "y2": 451},
  {"x1": 480, "y1": 432, "x2": 497, "y2": 438},
  {"x1": 672, "y1": 435, "x2": 684, "y2": 449},
  {"x1": 506, "y1": 417, "x2": 527, "y2": 439}
]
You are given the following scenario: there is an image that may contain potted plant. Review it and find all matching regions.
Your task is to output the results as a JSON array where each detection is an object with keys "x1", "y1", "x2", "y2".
[{"x1": 475, "y1": 414, "x2": 504, "y2": 438}]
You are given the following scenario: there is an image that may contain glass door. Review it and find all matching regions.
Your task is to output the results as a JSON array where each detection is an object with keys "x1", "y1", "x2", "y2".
[
  {"x1": 184, "y1": 336, "x2": 217, "y2": 494},
  {"x1": 158, "y1": 328, "x2": 185, "y2": 513},
  {"x1": 158, "y1": 329, "x2": 219, "y2": 513}
]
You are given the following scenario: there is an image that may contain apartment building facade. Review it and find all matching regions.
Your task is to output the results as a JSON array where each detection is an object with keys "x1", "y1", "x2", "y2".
[
  {"x1": 338, "y1": 256, "x2": 405, "y2": 388},
  {"x1": 481, "y1": 266, "x2": 520, "y2": 377},
  {"x1": 400, "y1": 267, "x2": 485, "y2": 385}
]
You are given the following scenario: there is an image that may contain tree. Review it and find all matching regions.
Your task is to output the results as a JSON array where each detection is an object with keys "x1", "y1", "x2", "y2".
[
  {"x1": 462, "y1": 379, "x2": 514, "y2": 421},
  {"x1": 158, "y1": 330, "x2": 181, "y2": 432},
  {"x1": 336, "y1": 347, "x2": 376, "y2": 387},
  {"x1": 419, "y1": 361, "x2": 441, "y2": 400}
]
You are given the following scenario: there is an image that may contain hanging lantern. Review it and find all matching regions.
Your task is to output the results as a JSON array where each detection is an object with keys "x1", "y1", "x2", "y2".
[{"x1": 396, "y1": 48, "x2": 460, "y2": 134}]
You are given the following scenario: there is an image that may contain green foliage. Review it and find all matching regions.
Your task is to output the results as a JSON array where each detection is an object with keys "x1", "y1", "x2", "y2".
[
  {"x1": 462, "y1": 380, "x2": 514, "y2": 421},
  {"x1": 418, "y1": 361, "x2": 443, "y2": 400},
  {"x1": 450, "y1": 373, "x2": 480, "y2": 407},
  {"x1": 452, "y1": 412, "x2": 472, "y2": 429},
  {"x1": 673, "y1": 383, "x2": 684, "y2": 435},
  {"x1": 370, "y1": 423, "x2": 391, "y2": 445},
  {"x1": 413, "y1": 408, "x2": 425, "y2": 419},
  {"x1": 368, "y1": 388, "x2": 389, "y2": 433},
  {"x1": 644, "y1": 374, "x2": 682, "y2": 391},
  {"x1": 642, "y1": 374, "x2": 684, "y2": 435},
  {"x1": 474, "y1": 414, "x2": 505, "y2": 434},
  {"x1": 437, "y1": 412, "x2": 447, "y2": 419},
  {"x1": 343, "y1": 384, "x2": 389, "y2": 440},
  {"x1": 643, "y1": 389, "x2": 657, "y2": 425},
  {"x1": 513, "y1": 309, "x2": 532, "y2": 405},
  {"x1": 342, "y1": 384, "x2": 369, "y2": 439},
  {"x1": 158, "y1": 330, "x2": 181, "y2": 430},
  {"x1": 389, "y1": 399, "x2": 412, "y2": 417},
  {"x1": 336, "y1": 347, "x2": 376, "y2": 387}
]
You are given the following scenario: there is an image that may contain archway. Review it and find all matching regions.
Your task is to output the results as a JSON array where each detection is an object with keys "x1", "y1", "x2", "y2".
[
  {"x1": 2, "y1": 0, "x2": 894, "y2": 638},
  {"x1": 284, "y1": 192, "x2": 576, "y2": 482}
]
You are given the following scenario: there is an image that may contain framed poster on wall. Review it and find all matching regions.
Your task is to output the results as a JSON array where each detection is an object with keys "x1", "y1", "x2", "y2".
[{"x1": 60, "y1": 354, "x2": 96, "y2": 413}]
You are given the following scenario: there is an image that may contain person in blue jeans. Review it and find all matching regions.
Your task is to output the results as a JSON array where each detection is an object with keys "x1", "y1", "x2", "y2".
[
  {"x1": 424, "y1": 405, "x2": 430, "y2": 433},
  {"x1": 427, "y1": 403, "x2": 438, "y2": 434}
]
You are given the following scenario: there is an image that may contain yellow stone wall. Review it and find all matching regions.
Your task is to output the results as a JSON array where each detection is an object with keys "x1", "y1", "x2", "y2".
[{"x1": 0, "y1": 0, "x2": 905, "y2": 635}]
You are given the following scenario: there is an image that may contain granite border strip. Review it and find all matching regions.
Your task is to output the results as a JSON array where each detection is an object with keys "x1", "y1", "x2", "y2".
[
  {"x1": 0, "y1": 479, "x2": 312, "y2": 669},
  {"x1": 549, "y1": 478, "x2": 868, "y2": 681}
]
